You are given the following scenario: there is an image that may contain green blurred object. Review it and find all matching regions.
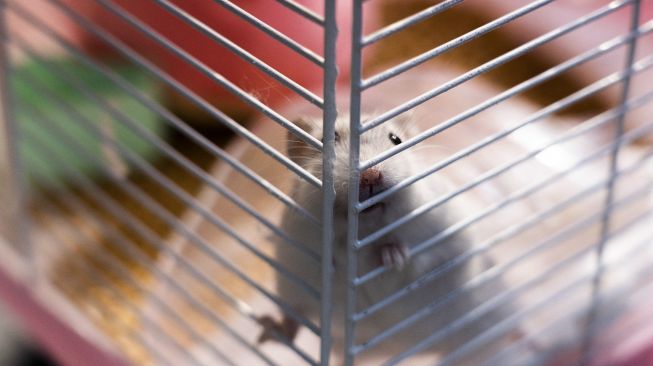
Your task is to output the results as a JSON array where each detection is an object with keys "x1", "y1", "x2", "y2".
[{"x1": 13, "y1": 57, "x2": 166, "y2": 189}]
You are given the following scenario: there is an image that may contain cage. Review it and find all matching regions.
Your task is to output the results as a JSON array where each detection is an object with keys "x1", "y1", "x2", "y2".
[{"x1": 0, "y1": 0, "x2": 653, "y2": 365}]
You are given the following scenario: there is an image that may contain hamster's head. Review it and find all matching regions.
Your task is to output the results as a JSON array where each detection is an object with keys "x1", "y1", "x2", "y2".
[{"x1": 287, "y1": 115, "x2": 419, "y2": 211}]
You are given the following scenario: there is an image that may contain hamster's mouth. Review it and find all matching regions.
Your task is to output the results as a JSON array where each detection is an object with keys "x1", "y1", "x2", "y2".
[
  {"x1": 359, "y1": 183, "x2": 388, "y2": 214},
  {"x1": 359, "y1": 184, "x2": 388, "y2": 202}
]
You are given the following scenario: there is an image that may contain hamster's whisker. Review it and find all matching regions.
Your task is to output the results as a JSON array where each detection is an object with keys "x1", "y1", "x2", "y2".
[{"x1": 408, "y1": 144, "x2": 453, "y2": 154}]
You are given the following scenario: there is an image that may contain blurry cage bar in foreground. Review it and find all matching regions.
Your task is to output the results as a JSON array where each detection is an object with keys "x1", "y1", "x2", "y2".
[{"x1": 0, "y1": 0, "x2": 650, "y2": 366}]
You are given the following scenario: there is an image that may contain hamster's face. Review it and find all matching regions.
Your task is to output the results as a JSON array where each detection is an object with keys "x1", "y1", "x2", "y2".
[{"x1": 287, "y1": 115, "x2": 419, "y2": 209}]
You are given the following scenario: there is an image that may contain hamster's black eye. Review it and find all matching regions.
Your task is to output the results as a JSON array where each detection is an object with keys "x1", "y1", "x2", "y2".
[
  {"x1": 388, "y1": 133, "x2": 402, "y2": 145},
  {"x1": 322, "y1": 131, "x2": 340, "y2": 143}
]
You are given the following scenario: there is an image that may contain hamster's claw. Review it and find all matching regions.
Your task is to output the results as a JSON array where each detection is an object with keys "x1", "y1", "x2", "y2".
[
  {"x1": 257, "y1": 315, "x2": 299, "y2": 345},
  {"x1": 379, "y1": 243, "x2": 409, "y2": 270}
]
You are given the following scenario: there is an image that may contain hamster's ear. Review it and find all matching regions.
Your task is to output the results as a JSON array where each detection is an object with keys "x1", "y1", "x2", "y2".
[
  {"x1": 292, "y1": 117, "x2": 315, "y2": 134},
  {"x1": 287, "y1": 117, "x2": 318, "y2": 167}
]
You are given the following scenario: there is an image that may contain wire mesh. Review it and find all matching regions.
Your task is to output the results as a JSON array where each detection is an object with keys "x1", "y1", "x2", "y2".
[
  {"x1": 1, "y1": 0, "x2": 336, "y2": 364},
  {"x1": 0, "y1": 0, "x2": 651, "y2": 365},
  {"x1": 346, "y1": 0, "x2": 653, "y2": 365}
]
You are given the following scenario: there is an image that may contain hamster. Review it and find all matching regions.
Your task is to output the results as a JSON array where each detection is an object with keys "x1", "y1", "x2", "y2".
[{"x1": 257, "y1": 115, "x2": 528, "y2": 364}]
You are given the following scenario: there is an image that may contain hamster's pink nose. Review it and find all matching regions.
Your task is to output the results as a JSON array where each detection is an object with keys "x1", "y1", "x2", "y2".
[
  {"x1": 359, "y1": 168, "x2": 385, "y2": 203},
  {"x1": 360, "y1": 168, "x2": 383, "y2": 188}
]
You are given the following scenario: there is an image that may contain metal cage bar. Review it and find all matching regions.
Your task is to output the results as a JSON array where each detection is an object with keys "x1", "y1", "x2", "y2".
[
  {"x1": 345, "y1": 1, "x2": 364, "y2": 365},
  {"x1": 320, "y1": 0, "x2": 338, "y2": 364},
  {"x1": 580, "y1": 0, "x2": 643, "y2": 362}
]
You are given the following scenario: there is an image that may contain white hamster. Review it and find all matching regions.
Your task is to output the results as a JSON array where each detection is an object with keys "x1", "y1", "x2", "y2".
[{"x1": 258, "y1": 114, "x2": 526, "y2": 364}]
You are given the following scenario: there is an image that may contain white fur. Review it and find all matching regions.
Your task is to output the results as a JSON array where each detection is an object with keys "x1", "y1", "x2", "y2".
[{"x1": 272, "y1": 116, "x2": 523, "y2": 364}]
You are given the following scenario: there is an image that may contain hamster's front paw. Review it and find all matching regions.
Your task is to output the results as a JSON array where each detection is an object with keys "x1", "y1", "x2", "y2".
[
  {"x1": 256, "y1": 315, "x2": 299, "y2": 344},
  {"x1": 378, "y1": 242, "x2": 409, "y2": 270}
]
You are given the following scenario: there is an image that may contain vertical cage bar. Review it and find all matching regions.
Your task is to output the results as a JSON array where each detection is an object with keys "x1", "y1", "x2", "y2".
[
  {"x1": 345, "y1": 1, "x2": 363, "y2": 365},
  {"x1": 580, "y1": 0, "x2": 642, "y2": 363},
  {"x1": 0, "y1": 1, "x2": 31, "y2": 268},
  {"x1": 321, "y1": 0, "x2": 338, "y2": 364}
]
